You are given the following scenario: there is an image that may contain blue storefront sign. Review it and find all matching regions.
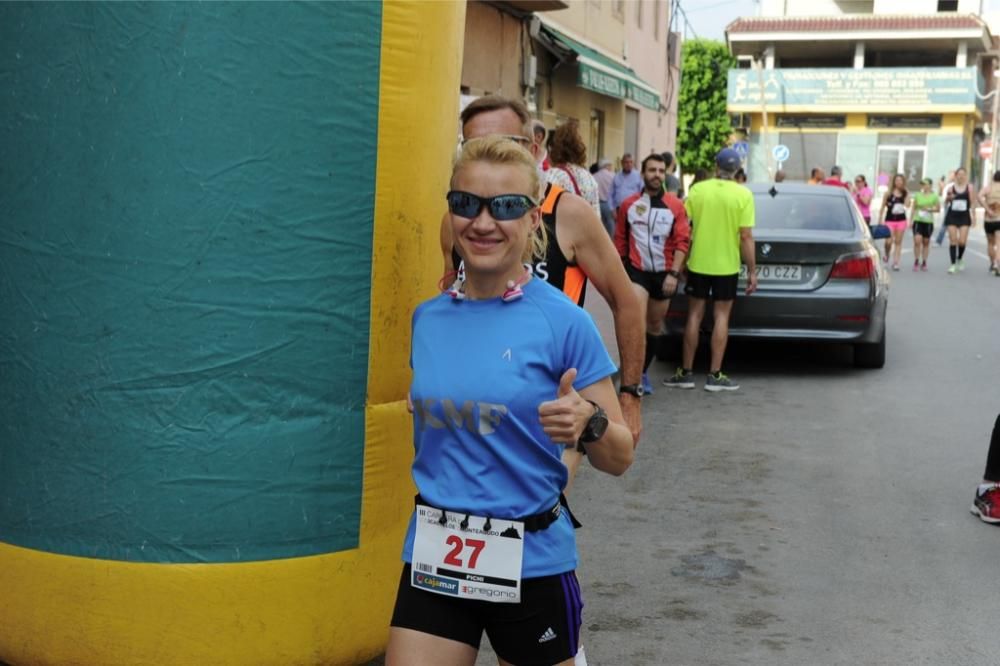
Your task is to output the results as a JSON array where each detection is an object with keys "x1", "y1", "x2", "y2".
[{"x1": 728, "y1": 67, "x2": 981, "y2": 113}]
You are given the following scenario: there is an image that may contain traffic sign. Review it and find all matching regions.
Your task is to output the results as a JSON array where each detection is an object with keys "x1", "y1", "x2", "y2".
[
  {"x1": 772, "y1": 144, "x2": 790, "y2": 163},
  {"x1": 733, "y1": 141, "x2": 749, "y2": 159},
  {"x1": 980, "y1": 139, "x2": 992, "y2": 159}
]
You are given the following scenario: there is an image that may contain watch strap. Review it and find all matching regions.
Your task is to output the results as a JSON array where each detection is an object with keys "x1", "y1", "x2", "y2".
[{"x1": 619, "y1": 383, "x2": 645, "y2": 397}]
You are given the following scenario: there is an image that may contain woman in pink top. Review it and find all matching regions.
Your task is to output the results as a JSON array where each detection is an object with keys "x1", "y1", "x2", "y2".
[{"x1": 852, "y1": 174, "x2": 873, "y2": 225}]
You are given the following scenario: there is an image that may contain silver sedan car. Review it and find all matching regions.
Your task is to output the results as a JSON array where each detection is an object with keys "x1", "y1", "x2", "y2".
[{"x1": 664, "y1": 183, "x2": 890, "y2": 368}]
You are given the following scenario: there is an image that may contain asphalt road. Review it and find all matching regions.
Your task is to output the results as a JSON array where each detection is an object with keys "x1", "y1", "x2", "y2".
[{"x1": 471, "y1": 230, "x2": 1000, "y2": 665}]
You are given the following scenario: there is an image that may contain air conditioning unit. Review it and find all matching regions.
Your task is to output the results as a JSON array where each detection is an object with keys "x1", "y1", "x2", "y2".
[{"x1": 522, "y1": 54, "x2": 537, "y2": 89}]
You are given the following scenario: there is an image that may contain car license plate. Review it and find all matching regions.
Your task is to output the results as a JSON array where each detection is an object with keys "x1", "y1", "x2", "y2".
[{"x1": 739, "y1": 264, "x2": 802, "y2": 281}]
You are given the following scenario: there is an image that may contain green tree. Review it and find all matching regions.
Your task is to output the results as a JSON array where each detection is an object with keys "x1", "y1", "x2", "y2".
[{"x1": 677, "y1": 39, "x2": 736, "y2": 173}]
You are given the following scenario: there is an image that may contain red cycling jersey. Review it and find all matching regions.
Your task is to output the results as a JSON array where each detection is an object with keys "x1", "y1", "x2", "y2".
[{"x1": 614, "y1": 191, "x2": 691, "y2": 273}]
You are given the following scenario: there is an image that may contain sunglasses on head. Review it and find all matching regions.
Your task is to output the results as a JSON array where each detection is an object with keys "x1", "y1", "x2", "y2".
[
  {"x1": 446, "y1": 190, "x2": 537, "y2": 221},
  {"x1": 461, "y1": 134, "x2": 532, "y2": 147}
]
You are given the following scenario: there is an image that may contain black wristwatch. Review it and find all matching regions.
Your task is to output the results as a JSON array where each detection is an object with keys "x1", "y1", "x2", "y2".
[
  {"x1": 576, "y1": 400, "x2": 609, "y2": 452},
  {"x1": 619, "y1": 383, "x2": 646, "y2": 398},
  {"x1": 666, "y1": 269, "x2": 681, "y2": 278}
]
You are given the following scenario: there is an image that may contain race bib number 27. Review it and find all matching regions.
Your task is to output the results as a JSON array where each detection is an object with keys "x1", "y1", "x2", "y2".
[{"x1": 411, "y1": 505, "x2": 524, "y2": 603}]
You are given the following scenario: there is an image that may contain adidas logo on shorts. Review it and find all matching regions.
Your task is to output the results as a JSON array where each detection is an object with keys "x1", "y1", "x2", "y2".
[{"x1": 538, "y1": 627, "x2": 557, "y2": 643}]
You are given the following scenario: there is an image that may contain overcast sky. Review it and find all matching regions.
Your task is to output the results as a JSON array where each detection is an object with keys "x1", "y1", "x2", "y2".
[{"x1": 680, "y1": 0, "x2": 1000, "y2": 42}]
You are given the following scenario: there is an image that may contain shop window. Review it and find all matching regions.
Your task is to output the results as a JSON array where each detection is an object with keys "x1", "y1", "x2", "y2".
[{"x1": 777, "y1": 132, "x2": 838, "y2": 182}]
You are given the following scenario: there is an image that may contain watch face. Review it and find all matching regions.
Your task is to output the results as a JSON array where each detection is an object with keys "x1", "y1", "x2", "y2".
[
  {"x1": 622, "y1": 384, "x2": 645, "y2": 397},
  {"x1": 582, "y1": 404, "x2": 610, "y2": 443}
]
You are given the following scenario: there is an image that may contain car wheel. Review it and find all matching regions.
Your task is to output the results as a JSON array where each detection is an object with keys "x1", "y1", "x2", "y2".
[
  {"x1": 853, "y1": 329, "x2": 886, "y2": 369},
  {"x1": 655, "y1": 335, "x2": 682, "y2": 362}
]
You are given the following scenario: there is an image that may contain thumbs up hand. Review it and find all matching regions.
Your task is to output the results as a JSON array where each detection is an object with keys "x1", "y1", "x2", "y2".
[{"x1": 538, "y1": 368, "x2": 594, "y2": 446}]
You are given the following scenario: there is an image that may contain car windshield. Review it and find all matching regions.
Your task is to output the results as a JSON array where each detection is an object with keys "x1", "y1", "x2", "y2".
[{"x1": 753, "y1": 192, "x2": 857, "y2": 231}]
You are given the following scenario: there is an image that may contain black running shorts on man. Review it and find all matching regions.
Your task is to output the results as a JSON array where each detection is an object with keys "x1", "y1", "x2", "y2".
[
  {"x1": 624, "y1": 263, "x2": 673, "y2": 300},
  {"x1": 685, "y1": 270, "x2": 739, "y2": 300},
  {"x1": 391, "y1": 563, "x2": 584, "y2": 666}
]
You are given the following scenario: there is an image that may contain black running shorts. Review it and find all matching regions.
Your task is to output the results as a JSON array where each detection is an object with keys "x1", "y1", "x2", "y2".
[
  {"x1": 985, "y1": 221, "x2": 1000, "y2": 235},
  {"x1": 684, "y1": 270, "x2": 739, "y2": 301},
  {"x1": 390, "y1": 563, "x2": 583, "y2": 666},
  {"x1": 913, "y1": 222, "x2": 933, "y2": 238},
  {"x1": 625, "y1": 263, "x2": 675, "y2": 301}
]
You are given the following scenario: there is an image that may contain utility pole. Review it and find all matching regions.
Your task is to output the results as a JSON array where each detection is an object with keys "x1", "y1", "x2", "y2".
[
  {"x1": 754, "y1": 54, "x2": 772, "y2": 180},
  {"x1": 992, "y1": 55, "x2": 1000, "y2": 175}
]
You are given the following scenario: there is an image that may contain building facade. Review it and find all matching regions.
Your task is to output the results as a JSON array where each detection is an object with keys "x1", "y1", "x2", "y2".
[
  {"x1": 624, "y1": 0, "x2": 683, "y2": 159},
  {"x1": 458, "y1": 0, "x2": 679, "y2": 167},
  {"x1": 725, "y1": 0, "x2": 995, "y2": 190}
]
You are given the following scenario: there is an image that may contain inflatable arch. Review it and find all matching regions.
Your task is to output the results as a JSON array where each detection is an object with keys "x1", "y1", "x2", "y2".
[{"x1": 0, "y1": 2, "x2": 463, "y2": 663}]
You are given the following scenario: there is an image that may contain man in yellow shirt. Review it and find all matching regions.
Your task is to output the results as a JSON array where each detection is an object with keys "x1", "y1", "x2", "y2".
[{"x1": 663, "y1": 148, "x2": 757, "y2": 392}]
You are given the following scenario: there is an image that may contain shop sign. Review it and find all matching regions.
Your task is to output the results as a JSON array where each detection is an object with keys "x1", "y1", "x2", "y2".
[
  {"x1": 579, "y1": 63, "x2": 660, "y2": 111},
  {"x1": 867, "y1": 115, "x2": 943, "y2": 129},
  {"x1": 580, "y1": 65, "x2": 626, "y2": 98},
  {"x1": 727, "y1": 67, "x2": 979, "y2": 112},
  {"x1": 776, "y1": 115, "x2": 846, "y2": 128}
]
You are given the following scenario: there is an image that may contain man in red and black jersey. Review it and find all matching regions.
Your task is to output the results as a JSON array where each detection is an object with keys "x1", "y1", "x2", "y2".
[{"x1": 614, "y1": 154, "x2": 690, "y2": 391}]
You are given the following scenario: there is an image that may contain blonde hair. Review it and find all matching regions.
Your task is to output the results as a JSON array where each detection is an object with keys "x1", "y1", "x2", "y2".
[{"x1": 451, "y1": 135, "x2": 548, "y2": 263}]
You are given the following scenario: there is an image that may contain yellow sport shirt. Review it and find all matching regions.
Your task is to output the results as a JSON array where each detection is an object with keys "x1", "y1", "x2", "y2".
[{"x1": 684, "y1": 179, "x2": 755, "y2": 276}]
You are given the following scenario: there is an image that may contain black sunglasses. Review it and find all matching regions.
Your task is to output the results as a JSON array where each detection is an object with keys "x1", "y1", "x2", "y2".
[{"x1": 446, "y1": 190, "x2": 537, "y2": 221}]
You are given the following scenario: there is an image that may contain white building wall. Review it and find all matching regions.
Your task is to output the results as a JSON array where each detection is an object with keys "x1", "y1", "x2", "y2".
[
  {"x1": 761, "y1": 0, "x2": 982, "y2": 17},
  {"x1": 760, "y1": 0, "x2": 873, "y2": 16},
  {"x1": 624, "y1": 0, "x2": 676, "y2": 157}
]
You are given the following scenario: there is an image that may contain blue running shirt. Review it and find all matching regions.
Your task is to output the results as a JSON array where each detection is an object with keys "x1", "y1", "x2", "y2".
[{"x1": 402, "y1": 277, "x2": 617, "y2": 578}]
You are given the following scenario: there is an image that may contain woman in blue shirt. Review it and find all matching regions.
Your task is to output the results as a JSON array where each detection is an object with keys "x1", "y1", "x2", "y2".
[{"x1": 386, "y1": 136, "x2": 634, "y2": 666}]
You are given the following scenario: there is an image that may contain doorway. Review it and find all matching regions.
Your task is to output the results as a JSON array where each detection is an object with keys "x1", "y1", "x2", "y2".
[
  {"x1": 876, "y1": 136, "x2": 927, "y2": 192},
  {"x1": 590, "y1": 109, "x2": 605, "y2": 163},
  {"x1": 625, "y1": 107, "x2": 639, "y2": 161}
]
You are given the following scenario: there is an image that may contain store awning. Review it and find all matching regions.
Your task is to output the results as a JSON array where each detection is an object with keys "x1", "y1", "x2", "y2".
[{"x1": 534, "y1": 18, "x2": 662, "y2": 111}]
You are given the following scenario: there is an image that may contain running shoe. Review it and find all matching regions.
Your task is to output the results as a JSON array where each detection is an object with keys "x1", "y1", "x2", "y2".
[
  {"x1": 971, "y1": 484, "x2": 1000, "y2": 524},
  {"x1": 958, "y1": 259, "x2": 966, "y2": 272},
  {"x1": 948, "y1": 264, "x2": 957, "y2": 274},
  {"x1": 912, "y1": 262, "x2": 919, "y2": 272},
  {"x1": 705, "y1": 372, "x2": 739, "y2": 392},
  {"x1": 641, "y1": 372, "x2": 654, "y2": 396},
  {"x1": 892, "y1": 263, "x2": 900, "y2": 271},
  {"x1": 662, "y1": 368, "x2": 695, "y2": 389},
  {"x1": 920, "y1": 263, "x2": 928, "y2": 272}
]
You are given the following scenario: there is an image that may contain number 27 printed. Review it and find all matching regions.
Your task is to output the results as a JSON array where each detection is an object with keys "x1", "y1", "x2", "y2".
[{"x1": 443, "y1": 536, "x2": 486, "y2": 568}]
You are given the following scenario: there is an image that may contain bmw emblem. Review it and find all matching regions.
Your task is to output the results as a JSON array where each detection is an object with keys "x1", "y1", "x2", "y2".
[{"x1": 761, "y1": 243, "x2": 772, "y2": 256}]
